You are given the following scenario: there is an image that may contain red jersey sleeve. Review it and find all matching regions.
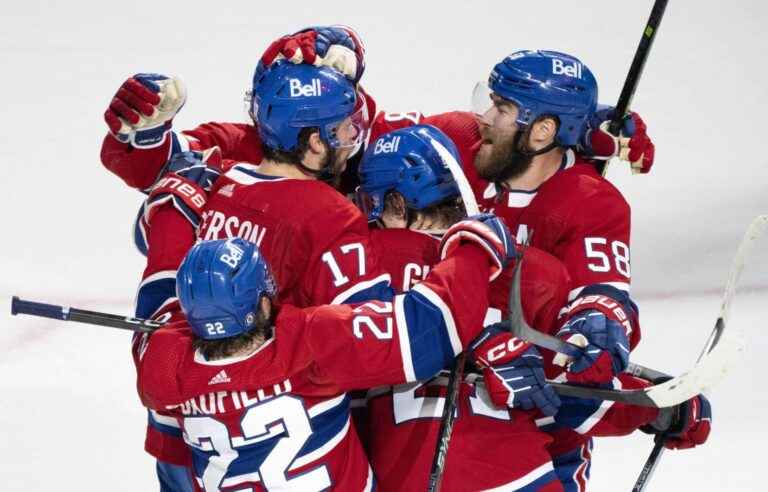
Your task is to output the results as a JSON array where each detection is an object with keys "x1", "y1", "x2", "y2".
[
  {"x1": 100, "y1": 121, "x2": 262, "y2": 190},
  {"x1": 133, "y1": 323, "x2": 191, "y2": 410},
  {"x1": 302, "y1": 245, "x2": 491, "y2": 390},
  {"x1": 134, "y1": 204, "x2": 196, "y2": 319}
]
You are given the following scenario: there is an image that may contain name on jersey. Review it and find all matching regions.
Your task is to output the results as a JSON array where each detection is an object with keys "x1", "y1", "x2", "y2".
[
  {"x1": 373, "y1": 135, "x2": 401, "y2": 155},
  {"x1": 167, "y1": 379, "x2": 292, "y2": 416},
  {"x1": 552, "y1": 58, "x2": 583, "y2": 79},
  {"x1": 290, "y1": 78, "x2": 322, "y2": 97},
  {"x1": 200, "y1": 210, "x2": 267, "y2": 246}
]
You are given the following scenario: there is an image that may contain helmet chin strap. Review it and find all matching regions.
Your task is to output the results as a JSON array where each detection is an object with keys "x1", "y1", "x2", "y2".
[
  {"x1": 515, "y1": 124, "x2": 559, "y2": 157},
  {"x1": 494, "y1": 128, "x2": 559, "y2": 187}
]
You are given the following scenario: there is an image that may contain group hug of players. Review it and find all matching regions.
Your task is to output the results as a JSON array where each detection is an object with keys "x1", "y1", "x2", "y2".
[{"x1": 100, "y1": 26, "x2": 712, "y2": 491}]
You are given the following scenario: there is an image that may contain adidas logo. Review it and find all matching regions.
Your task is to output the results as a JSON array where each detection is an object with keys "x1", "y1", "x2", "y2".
[
  {"x1": 208, "y1": 369, "x2": 231, "y2": 385},
  {"x1": 218, "y1": 183, "x2": 235, "y2": 197}
]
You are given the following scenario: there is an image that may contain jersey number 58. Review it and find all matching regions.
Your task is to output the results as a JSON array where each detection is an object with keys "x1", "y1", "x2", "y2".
[{"x1": 584, "y1": 237, "x2": 631, "y2": 278}]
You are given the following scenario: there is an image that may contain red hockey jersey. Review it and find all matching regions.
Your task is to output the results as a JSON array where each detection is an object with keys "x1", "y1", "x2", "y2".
[
  {"x1": 365, "y1": 228, "x2": 571, "y2": 491},
  {"x1": 134, "y1": 244, "x2": 492, "y2": 491}
]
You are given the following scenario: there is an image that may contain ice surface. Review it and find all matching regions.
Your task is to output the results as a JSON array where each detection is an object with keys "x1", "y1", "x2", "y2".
[{"x1": 1, "y1": 0, "x2": 766, "y2": 490}]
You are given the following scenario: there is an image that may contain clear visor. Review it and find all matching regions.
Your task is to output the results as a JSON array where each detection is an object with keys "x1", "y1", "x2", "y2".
[
  {"x1": 471, "y1": 81, "x2": 494, "y2": 116},
  {"x1": 326, "y1": 99, "x2": 370, "y2": 152}
]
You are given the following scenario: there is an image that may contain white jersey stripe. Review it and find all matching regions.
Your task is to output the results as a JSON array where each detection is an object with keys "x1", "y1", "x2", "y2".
[
  {"x1": 480, "y1": 461, "x2": 554, "y2": 491},
  {"x1": 394, "y1": 294, "x2": 416, "y2": 382},
  {"x1": 573, "y1": 377, "x2": 621, "y2": 435}
]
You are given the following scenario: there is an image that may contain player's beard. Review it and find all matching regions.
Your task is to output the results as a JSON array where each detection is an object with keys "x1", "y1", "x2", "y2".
[
  {"x1": 475, "y1": 127, "x2": 534, "y2": 183},
  {"x1": 309, "y1": 146, "x2": 343, "y2": 188}
]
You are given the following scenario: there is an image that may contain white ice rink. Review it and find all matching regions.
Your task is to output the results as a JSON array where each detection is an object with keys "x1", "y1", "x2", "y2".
[{"x1": 1, "y1": 1, "x2": 766, "y2": 490}]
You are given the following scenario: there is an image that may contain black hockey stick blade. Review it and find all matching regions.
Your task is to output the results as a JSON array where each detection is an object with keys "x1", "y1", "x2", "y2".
[{"x1": 11, "y1": 296, "x2": 163, "y2": 333}]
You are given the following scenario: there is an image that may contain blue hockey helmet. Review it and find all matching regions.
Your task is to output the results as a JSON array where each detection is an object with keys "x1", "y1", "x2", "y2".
[
  {"x1": 474, "y1": 50, "x2": 598, "y2": 147},
  {"x1": 176, "y1": 238, "x2": 277, "y2": 340},
  {"x1": 251, "y1": 60, "x2": 365, "y2": 152},
  {"x1": 356, "y1": 124, "x2": 461, "y2": 222}
]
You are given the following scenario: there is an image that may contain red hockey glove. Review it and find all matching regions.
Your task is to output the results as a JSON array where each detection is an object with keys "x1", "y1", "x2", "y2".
[
  {"x1": 583, "y1": 105, "x2": 655, "y2": 174},
  {"x1": 469, "y1": 324, "x2": 561, "y2": 416},
  {"x1": 257, "y1": 26, "x2": 365, "y2": 83},
  {"x1": 104, "y1": 73, "x2": 186, "y2": 148},
  {"x1": 439, "y1": 213, "x2": 517, "y2": 281},
  {"x1": 143, "y1": 148, "x2": 222, "y2": 228},
  {"x1": 642, "y1": 393, "x2": 712, "y2": 450}
]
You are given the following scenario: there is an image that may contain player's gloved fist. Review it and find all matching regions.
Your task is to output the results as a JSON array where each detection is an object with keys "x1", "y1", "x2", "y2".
[
  {"x1": 439, "y1": 213, "x2": 516, "y2": 281},
  {"x1": 143, "y1": 148, "x2": 222, "y2": 228},
  {"x1": 469, "y1": 323, "x2": 561, "y2": 416},
  {"x1": 104, "y1": 73, "x2": 186, "y2": 148},
  {"x1": 582, "y1": 105, "x2": 655, "y2": 174},
  {"x1": 257, "y1": 26, "x2": 365, "y2": 83},
  {"x1": 641, "y1": 393, "x2": 712, "y2": 450},
  {"x1": 553, "y1": 308, "x2": 630, "y2": 385}
]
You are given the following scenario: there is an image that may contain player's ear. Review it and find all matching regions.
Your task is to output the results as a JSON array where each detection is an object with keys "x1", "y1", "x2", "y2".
[
  {"x1": 306, "y1": 130, "x2": 326, "y2": 155},
  {"x1": 381, "y1": 192, "x2": 408, "y2": 228},
  {"x1": 258, "y1": 295, "x2": 272, "y2": 321},
  {"x1": 530, "y1": 116, "x2": 558, "y2": 148}
]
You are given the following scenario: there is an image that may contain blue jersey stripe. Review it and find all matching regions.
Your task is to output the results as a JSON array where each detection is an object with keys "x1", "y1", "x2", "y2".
[{"x1": 400, "y1": 289, "x2": 455, "y2": 381}]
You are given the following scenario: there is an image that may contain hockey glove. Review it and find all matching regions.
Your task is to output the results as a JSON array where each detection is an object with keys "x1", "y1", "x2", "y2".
[
  {"x1": 642, "y1": 393, "x2": 712, "y2": 450},
  {"x1": 439, "y1": 213, "x2": 517, "y2": 281},
  {"x1": 143, "y1": 148, "x2": 222, "y2": 229},
  {"x1": 470, "y1": 323, "x2": 561, "y2": 416},
  {"x1": 581, "y1": 105, "x2": 655, "y2": 174},
  {"x1": 554, "y1": 300, "x2": 631, "y2": 385},
  {"x1": 257, "y1": 26, "x2": 366, "y2": 83},
  {"x1": 104, "y1": 73, "x2": 186, "y2": 148}
]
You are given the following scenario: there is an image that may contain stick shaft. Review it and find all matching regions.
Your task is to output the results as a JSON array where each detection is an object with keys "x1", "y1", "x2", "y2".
[
  {"x1": 608, "y1": 0, "x2": 670, "y2": 135},
  {"x1": 11, "y1": 296, "x2": 162, "y2": 333}
]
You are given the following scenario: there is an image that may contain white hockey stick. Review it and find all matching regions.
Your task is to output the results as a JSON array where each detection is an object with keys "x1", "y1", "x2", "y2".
[
  {"x1": 508, "y1": 216, "x2": 768, "y2": 407},
  {"x1": 632, "y1": 214, "x2": 767, "y2": 491}
]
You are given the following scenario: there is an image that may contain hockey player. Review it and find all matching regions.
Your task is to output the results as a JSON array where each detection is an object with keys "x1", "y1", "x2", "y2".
[
  {"x1": 134, "y1": 209, "x2": 517, "y2": 490},
  {"x1": 130, "y1": 60, "x2": 382, "y2": 491},
  {"x1": 355, "y1": 124, "x2": 711, "y2": 491},
  {"x1": 355, "y1": 50, "x2": 651, "y2": 490}
]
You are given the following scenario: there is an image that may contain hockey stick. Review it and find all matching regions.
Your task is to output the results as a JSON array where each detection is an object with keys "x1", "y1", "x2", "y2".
[
  {"x1": 631, "y1": 214, "x2": 768, "y2": 492},
  {"x1": 597, "y1": 0, "x2": 669, "y2": 176},
  {"x1": 11, "y1": 296, "x2": 162, "y2": 333},
  {"x1": 426, "y1": 136, "x2": 481, "y2": 492},
  {"x1": 506, "y1": 256, "x2": 745, "y2": 408}
]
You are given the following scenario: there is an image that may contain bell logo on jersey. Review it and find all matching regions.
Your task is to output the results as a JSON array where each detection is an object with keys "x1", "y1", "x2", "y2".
[
  {"x1": 373, "y1": 136, "x2": 401, "y2": 155},
  {"x1": 552, "y1": 58, "x2": 583, "y2": 79},
  {"x1": 289, "y1": 78, "x2": 322, "y2": 97}
]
